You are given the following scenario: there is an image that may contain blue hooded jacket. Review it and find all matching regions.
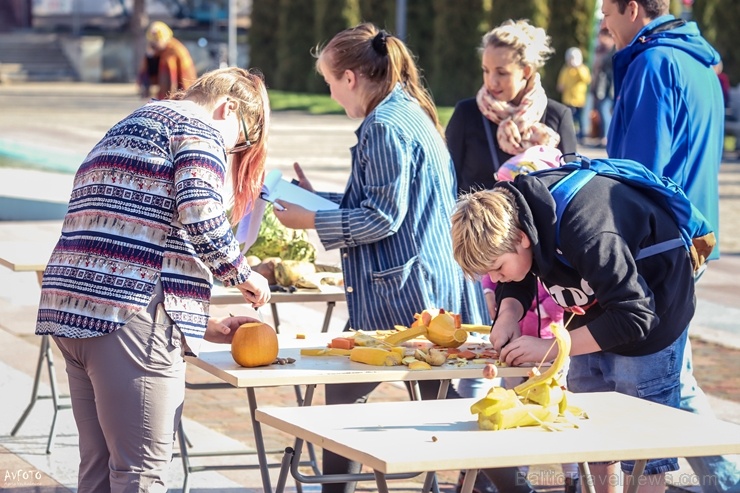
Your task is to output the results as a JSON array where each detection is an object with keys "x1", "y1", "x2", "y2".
[{"x1": 607, "y1": 15, "x2": 723, "y2": 260}]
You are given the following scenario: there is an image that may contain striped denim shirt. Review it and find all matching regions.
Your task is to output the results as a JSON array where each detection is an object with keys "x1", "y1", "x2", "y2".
[{"x1": 314, "y1": 85, "x2": 486, "y2": 329}]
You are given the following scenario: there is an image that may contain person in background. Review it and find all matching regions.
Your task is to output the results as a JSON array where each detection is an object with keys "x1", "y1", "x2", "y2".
[
  {"x1": 446, "y1": 19, "x2": 577, "y2": 195},
  {"x1": 137, "y1": 21, "x2": 198, "y2": 100},
  {"x1": 714, "y1": 59, "x2": 731, "y2": 109},
  {"x1": 602, "y1": 0, "x2": 739, "y2": 491},
  {"x1": 271, "y1": 23, "x2": 530, "y2": 493},
  {"x1": 590, "y1": 27, "x2": 616, "y2": 147},
  {"x1": 557, "y1": 46, "x2": 591, "y2": 142},
  {"x1": 35, "y1": 67, "x2": 272, "y2": 493}
]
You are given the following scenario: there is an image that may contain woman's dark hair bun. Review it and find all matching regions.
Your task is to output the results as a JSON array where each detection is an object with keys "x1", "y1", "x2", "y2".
[{"x1": 371, "y1": 30, "x2": 389, "y2": 56}]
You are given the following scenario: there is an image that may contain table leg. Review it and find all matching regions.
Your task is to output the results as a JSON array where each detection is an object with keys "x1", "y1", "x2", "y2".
[
  {"x1": 247, "y1": 386, "x2": 274, "y2": 493},
  {"x1": 44, "y1": 334, "x2": 71, "y2": 454},
  {"x1": 321, "y1": 301, "x2": 336, "y2": 333},
  {"x1": 10, "y1": 334, "x2": 70, "y2": 454},
  {"x1": 374, "y1": 470, "x2": 391, "y2": 493},
  {"x1": 625, "y1": 460, "x2": 647, "y2": 493},
  {"x1": 293, "y1": 385, "x2": 320, "y2": 474},
  {"x1": 460, "y1": 468, "x2": 479, "y2": 493},
  {"x1": 271, "y1": 304, "x2": 281, "y2": 333},
  {"x1": 176, "y1": 420, "x2": 193, "y2": 493},
  {"x1": 11, "y1": 335, "x2": 48, "y2": 436},
  {"x1": 579, "y1": 462, "x2": 596, "y2": 493}
]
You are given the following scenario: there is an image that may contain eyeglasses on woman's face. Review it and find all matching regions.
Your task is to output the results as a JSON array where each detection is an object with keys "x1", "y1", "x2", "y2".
[{"x1": 228, "y1": 111, "x2": 252, "y2": 155}]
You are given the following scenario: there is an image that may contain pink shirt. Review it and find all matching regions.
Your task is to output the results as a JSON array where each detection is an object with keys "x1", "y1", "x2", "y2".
[{"x1": 482, "y1": 277, "x2": 564, "y2": 339}]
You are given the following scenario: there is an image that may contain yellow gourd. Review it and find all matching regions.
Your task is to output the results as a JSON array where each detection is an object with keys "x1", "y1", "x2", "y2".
[
  {"x1": 425, "y1": 309, "x2": 467, "y2": 348},
  {"x1": 231, "y1": 322, "x2": 279, "y2": 368},
  {"x1": 349, "y1": 347, "x2": 402, "y2": 366}
]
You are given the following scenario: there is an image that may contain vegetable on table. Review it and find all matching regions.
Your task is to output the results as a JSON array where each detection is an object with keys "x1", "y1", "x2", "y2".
[
  {"x1": 243, "y1": 204, "x2": 317, "y2": 262},
  {"x1": 470, "y1": 323, "x2": 587, "y2": 430}
]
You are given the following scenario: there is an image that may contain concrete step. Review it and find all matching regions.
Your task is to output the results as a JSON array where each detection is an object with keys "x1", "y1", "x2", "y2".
[{"x1": 0, "y1": 32, "x2": 77, "y2": 81}]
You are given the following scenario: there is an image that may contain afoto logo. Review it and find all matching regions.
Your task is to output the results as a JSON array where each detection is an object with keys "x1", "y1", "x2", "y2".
[{"x1": 3, "y1": 468, "x2": 43, "y2": 484}]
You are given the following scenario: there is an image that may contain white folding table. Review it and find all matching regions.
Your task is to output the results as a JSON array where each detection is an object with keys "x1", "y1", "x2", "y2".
[
  {"x1": 185, "y1": 333, "x2": 534, "y2": 493},
  {"x1": 255, "y1": 392, "x2": 740, "y2": 493}
]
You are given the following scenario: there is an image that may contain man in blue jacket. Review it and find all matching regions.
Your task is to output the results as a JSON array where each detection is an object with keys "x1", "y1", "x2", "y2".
[{"x1": 603, "y1": 0, "x2": 739, "y2": 491}]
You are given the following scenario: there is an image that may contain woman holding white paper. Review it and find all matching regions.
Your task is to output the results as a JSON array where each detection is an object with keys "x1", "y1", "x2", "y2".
[
  {"x1": 274, "y1": 22, "x2": 485, "y2": 333},
  {"x1": 272, "y1": 23, "x2": 513, "y2": 493}
]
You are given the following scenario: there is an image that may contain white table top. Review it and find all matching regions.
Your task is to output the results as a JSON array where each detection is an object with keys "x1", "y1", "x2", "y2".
[
  {"x1": 256, "y1": 391, "x2": 740, "y2": 474},
  {"x1": 210, "y1": 284, "x2": 346, "y2": 305},
  {"x1": 186, "y1": 333, "x2": 533, "y2": 388},
  {"x1": 0, "y1": 240, "x2": 55, "y2": 272}
]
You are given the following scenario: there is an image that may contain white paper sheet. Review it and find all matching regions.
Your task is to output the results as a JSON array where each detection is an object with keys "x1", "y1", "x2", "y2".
[{"x1": 261, "y1": 169, "x2": 339, "y2": 212}]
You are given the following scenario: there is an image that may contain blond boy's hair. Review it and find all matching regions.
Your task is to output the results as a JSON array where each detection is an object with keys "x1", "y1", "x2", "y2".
[{"x1": 451, "y1": 188, "x2": 523, "y2": 279}]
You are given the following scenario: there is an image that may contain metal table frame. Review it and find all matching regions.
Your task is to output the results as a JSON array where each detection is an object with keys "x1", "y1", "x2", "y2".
[
  {"x1": 176, "y1": 287, "x2": 347, "y2": 493},
  {"x1": 0, "y1": 244, "x2": 70, "y2": 455}
]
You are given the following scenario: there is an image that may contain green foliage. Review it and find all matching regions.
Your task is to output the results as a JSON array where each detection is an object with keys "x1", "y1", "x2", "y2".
[
  {"x1": 359, "y1": 0, "x2": 395, "y2": 29},
  {"x1": 275, "y1": 0, "x2": 318, "y2": 92},
  {"x1": 266, "y1": 88, "x2": 452, "y2": 124},
  {"x1": 694, "y1": 0, "x2": 740, "y2": 86},
  {"x1": 245, "y1": 204, "x2": 317, "y2": 262},
  {"x1": 430, "y1": 0, "x2": 485, "y2": 106},
  {"x1": 248, "y1": 0, "x2": 279, "y2": 84},
  {"x1": 488, "y1": 0, "x2": 548, "y2": 30},
  {"x1": 268, "y1": 90, "x2": 345, "y2": 114},
  {"x1": 310, "y1": 0, "x2": 362, "y2": 92},
  {"x1": 404, "y1": 0, "x2": 436, "y2": 87}
]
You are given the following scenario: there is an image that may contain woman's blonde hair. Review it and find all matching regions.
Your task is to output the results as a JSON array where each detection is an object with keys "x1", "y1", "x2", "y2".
[
  {"x1": 480, "y1": 19, "x2": 554, "y2": 71},
  {"x1": 450, "y1": 188, "x2": 523, "y2": 279},
  {"x1": 315, "y1": 23, "x2": 443, "y2": 137},
  {"x1": 174, "y1": 67, "x2": 270, "y2": 223}
]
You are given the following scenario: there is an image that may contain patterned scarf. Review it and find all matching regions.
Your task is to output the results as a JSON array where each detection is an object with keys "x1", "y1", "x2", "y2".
[{"x1": 476, "y1": 73, "x2": 561, "y2": 155}]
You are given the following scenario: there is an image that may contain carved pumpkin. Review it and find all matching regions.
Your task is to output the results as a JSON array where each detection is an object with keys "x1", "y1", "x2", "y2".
[{"x1": 231, "y1": 322, "x2": 279, "y2": 368}]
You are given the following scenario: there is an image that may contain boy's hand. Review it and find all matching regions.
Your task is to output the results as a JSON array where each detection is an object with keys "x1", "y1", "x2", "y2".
[
  {"x1": 489, "y1": 319, "x2": 520, "y2": 353},
  {"x1": 500, "y1": 336, "x2": 558, "y2": 367}
]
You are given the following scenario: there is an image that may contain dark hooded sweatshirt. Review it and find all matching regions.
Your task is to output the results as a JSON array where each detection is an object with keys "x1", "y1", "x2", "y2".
[{"x1": 496, "y1": 169, "x2": 695, "y2": 356}]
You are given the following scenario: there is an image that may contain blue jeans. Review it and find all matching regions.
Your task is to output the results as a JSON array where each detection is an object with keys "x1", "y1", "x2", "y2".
[
  {"x1": 567, "y1": 328, "x2": 688, "y2": 475},
  {"x1": 594, "y1": 97, "x2": 613, "y2": 139},
  {"x1": 680, "y1": 336, "x2": 740, "y2": 492}
]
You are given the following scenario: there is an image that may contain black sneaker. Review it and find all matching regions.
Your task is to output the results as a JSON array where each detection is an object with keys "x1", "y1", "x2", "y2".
[{"x1": 456, "y1": 471, "x2": 499, "y2": 493}]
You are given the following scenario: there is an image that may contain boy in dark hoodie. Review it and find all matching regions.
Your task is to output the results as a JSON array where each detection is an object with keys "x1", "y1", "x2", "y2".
[{"x1": 450, "y1": 170, "x2": 696, "y2": 493}]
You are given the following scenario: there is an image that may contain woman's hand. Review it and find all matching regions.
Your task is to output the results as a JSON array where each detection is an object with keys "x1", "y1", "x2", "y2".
[
  {"x1": 236, "y1": 271, "x2": 271, "y2": 308},
  {"x1": 499, "y1": 336, "x2": 558, "y2": 367},
  {"x1": 273, "y1": 202, "x2": 316, "y2": 230},
  {"x1": 292, "y1": 162, "x2": 315, "y2": 192},
  {"x1": 204, "y1": 315, "x2": 260, "y2": 344}
]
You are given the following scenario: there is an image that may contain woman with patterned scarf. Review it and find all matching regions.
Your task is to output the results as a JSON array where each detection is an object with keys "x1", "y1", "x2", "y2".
[{"x1": 446, "y1": 19, "x2": 577, "y2": 195}]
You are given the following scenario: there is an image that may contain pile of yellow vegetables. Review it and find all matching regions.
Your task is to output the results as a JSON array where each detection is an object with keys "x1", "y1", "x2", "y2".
[
  {"x1": 299, "y1": 308, "x2": 483, "y2": 369},
  {"x1": 470, "y1": 323, "x2": 587, "y2": 431}
]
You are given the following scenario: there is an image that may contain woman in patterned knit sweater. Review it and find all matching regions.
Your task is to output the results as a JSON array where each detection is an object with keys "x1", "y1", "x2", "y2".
[{"x1": 35, "y1": 67, "x2": 271, "y2": 493}]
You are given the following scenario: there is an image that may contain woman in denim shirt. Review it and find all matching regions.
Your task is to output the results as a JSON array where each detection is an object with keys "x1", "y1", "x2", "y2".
[{"x1": 272, "y1": 23, "x2": 516, "y2": 493}]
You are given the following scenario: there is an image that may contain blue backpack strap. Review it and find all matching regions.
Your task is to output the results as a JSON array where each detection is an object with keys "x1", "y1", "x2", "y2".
[
  {"x1": 548, "y1": 166, "x2": 597, "y2": 263},
  {"x1": 634, "y1": 237, "x2": 685, "y2": 260}
]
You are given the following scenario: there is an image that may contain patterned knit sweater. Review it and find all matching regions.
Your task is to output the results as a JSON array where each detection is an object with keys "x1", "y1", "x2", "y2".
[{"x1": 35, "y1": 99, "x2": 251, "y2": 353}]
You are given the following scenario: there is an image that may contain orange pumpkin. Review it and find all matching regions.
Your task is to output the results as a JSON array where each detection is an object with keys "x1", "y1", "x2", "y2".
[{"x1": 231, "y1": 322, "x2": 279, "y2": 368}]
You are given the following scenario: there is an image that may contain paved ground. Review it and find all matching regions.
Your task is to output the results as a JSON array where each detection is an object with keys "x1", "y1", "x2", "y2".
[{"x1": 0, "y1": 82, "x2": 739, "y2": 492}]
